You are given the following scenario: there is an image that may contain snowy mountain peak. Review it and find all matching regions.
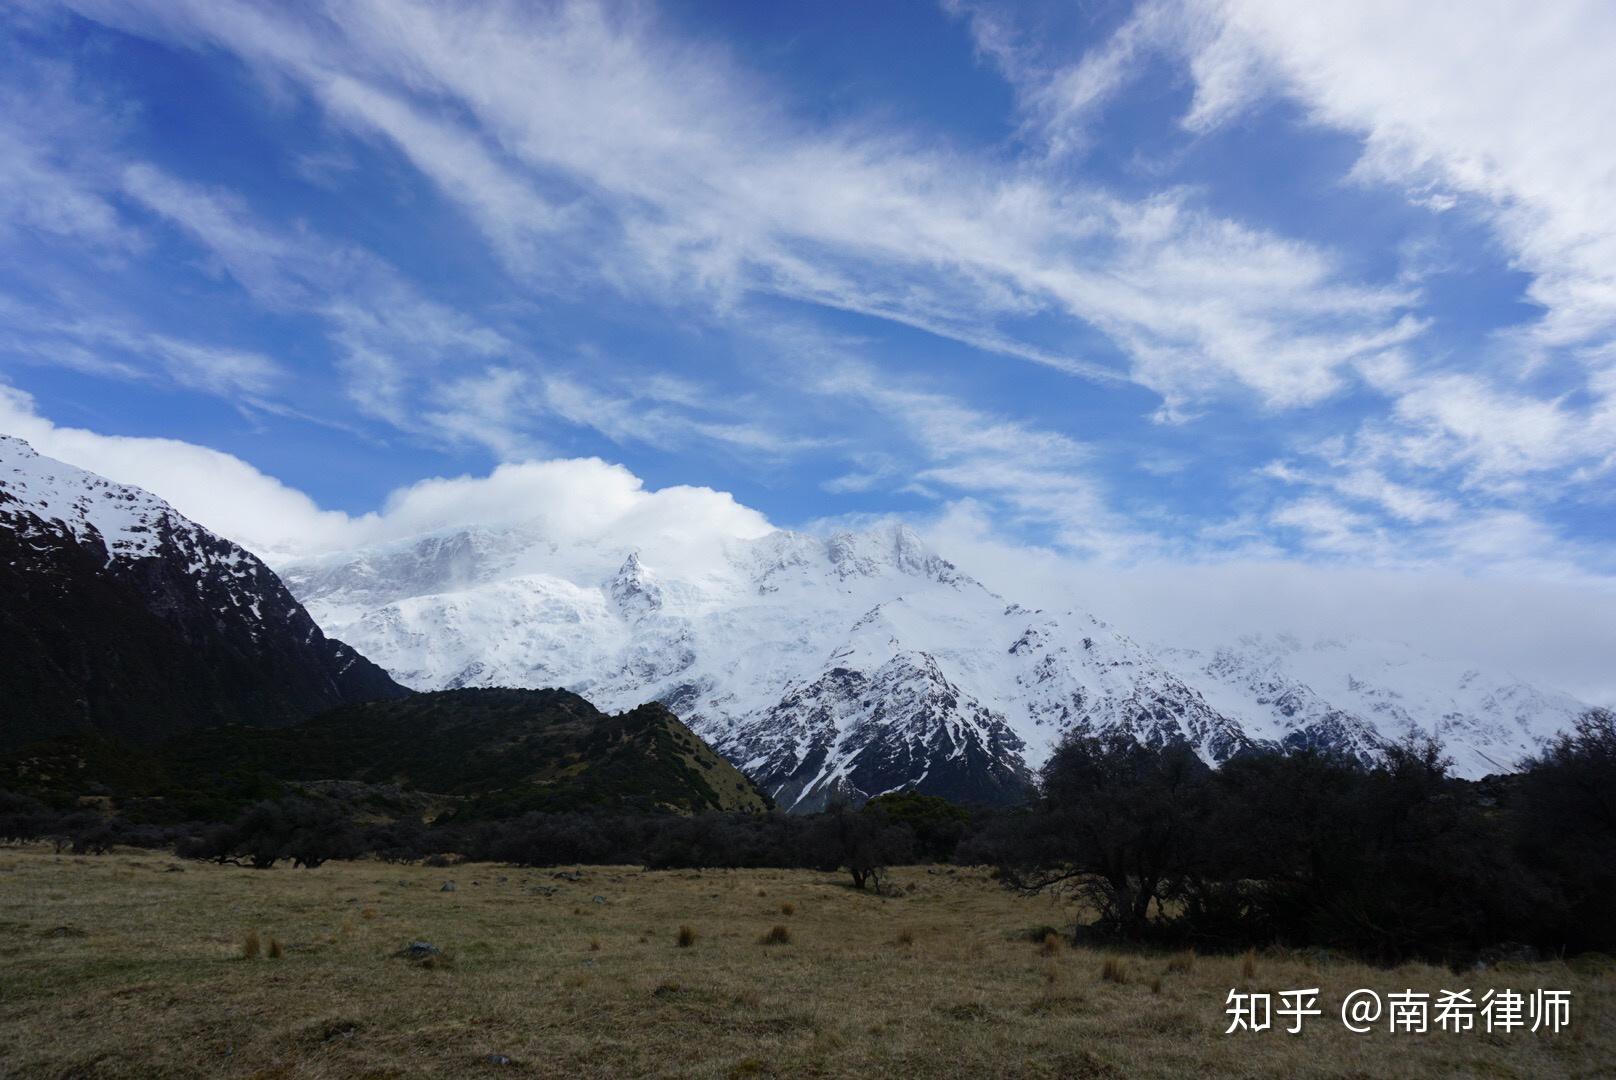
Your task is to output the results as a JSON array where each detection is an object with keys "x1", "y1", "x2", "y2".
[
  {"x1": 279, "y1": 514, "x2": 1593, "y2": 804},
  {"x1": 0, "y1": 435, "x2": 177, "y2": 561},
  {"x1": 609, "y1": 551, "x2": 663, "y2": 619},
  {"x1": 825, "y1": 521, "x2": 965, "y2": 585},
  {"x1": 0, "y1": 437, "x2": 405, "y2": 748}
]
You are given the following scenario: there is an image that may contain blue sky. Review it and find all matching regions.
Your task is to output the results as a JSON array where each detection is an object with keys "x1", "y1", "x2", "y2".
[{"x1": 2, "y1": 1, "x2": 1614, "y2": 695}]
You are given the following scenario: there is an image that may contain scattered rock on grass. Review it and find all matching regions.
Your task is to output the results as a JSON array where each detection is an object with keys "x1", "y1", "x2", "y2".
[{"x1": 394, "y1": 941, "x2": 442, "y2": 961}]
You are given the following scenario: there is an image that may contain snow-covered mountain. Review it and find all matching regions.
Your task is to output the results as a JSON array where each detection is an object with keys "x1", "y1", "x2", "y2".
[
  {"x1": 280, "y1": 519, "x2": 1590, "y2": 808},
  {"x1": 0, "y1": 436, "x2": 406, "y2": 748}
]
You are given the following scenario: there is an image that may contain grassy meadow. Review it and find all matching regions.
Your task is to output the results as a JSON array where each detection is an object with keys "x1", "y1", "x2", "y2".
[{"x1": 0, "y1": 845, "x2": 1611, "y2": 1078}]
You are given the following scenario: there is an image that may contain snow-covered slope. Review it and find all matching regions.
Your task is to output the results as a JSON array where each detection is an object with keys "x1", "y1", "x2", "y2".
[
  {"x1": 281, "y1": 520, "x2": 1590, "y2": 807},
  {"x1": 0, "y1": 436, "x2": 406, "y2": 748},
  {"x1": 1159, "y1": 633, "x2": 1586, "y2": 779}
]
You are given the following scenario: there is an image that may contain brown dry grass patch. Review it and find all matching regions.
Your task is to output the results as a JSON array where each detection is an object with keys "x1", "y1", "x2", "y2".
[{"x1": 0, "y1": 845, "x2": 1609, "y2": 1079}]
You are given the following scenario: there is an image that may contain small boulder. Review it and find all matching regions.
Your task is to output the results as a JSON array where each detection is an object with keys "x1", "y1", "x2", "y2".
[
  {"x1": 440, "y1": 881, "x2": 457, "y2": 892},
  {"x1": 592, "y1": 895, "x2": 606, "y2": 905},
  {"x1": 394, "y1": 941, "x2": 441, "y2": 961}
]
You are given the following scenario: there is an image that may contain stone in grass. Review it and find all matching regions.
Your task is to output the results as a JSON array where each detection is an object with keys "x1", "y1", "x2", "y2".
[
  {"x1": 394, "y1": 941, "x2": 442, "y2": 961},
  {"x1": 440, "y1": 881, "x2": 457, "y2": 892},
  {"x1": 592, "y1": 895, "x2": 606, "y2": 905},
  {"x1": 485, "y1": 1053, "x2": 516, "y2": 1066}
]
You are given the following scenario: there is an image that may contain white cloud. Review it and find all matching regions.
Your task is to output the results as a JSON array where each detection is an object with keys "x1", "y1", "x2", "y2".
[
  {"x1": 119, "y1": 159, "x2": 511, "y2": 433},
  {"x1": 810, "y1": 359, "x2": 1140, "y2": 555},
  {"x1": 1163, "y1": 0, "x2": 1616, "y2": 483},
  {"x1": 0, "y1": 55, "x2": 137, "y2": 250},
  {"x1": 55, "y1": 0, "x2": 1419, "y2": 417},
  {"x1": 963, "y1": 0, "x2": 1616, "y2": 486},
  {"x1": 1178, "y1": 0, "x2": 1616, "y2": 353},
  {"x1": 0, "y1": 384, "x2": 352, "y2": 559},
  {"x1": 7, "y1": 386, "x2": 1613, "y2": 704},
  {"x1": 538, "y1": 371, "x2": 826, "y2": 458},
  {"x1": 923, "y1": 500, "x2": 1616, "y2": 706},
  {"x1": 0, "y1": 385, "x2": 771, "y2": 568},
  {"x1": 0, "y1": 296, "x2": 284, "y2": 401}
]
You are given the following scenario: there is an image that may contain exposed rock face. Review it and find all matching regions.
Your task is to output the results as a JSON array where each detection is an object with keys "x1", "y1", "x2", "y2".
[{"x1": 0, "y1": 436, "x2": 406, "y2": 749}]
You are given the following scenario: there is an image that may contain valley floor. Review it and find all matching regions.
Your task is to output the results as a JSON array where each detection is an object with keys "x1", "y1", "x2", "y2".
[{"x1": 0, "y1": 846, "x2": 1610, "y2": 1079}]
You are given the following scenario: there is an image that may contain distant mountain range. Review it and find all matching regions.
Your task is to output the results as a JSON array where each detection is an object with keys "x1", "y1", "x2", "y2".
[
  {"x1": 0, "y1": 435, "x2": 1590, "y2": 808},
  {"x1": 0, "y1": 435, "x2": 405, "y2": 750},
  {"x1": 282, "y1": 517, "x2": 1591, "y2": 809}
]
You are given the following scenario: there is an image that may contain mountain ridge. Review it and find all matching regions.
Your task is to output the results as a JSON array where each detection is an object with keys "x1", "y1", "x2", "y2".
[
  {"x1": 0, "y1": 436, "x2": 407, "y2": 749},
  {"x1": 282, "y1": 518, "x2": 1590, "y2": 807}
]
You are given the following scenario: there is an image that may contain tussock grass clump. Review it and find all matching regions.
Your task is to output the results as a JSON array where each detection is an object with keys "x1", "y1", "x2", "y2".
[
  {"x1": 677, "y1": 924, "x2": 697, "y2": 948},
  {"x1": 589, "y1": 938, "x2": 601, "y2": 952},
  {"x1": 267, "y1": 936, "x2": 283, "y2": 959},
  {"x1": 1038, "y1": 931, "x2": 1061, "y2": 956},
  {"x1": 1241, "y1": 948, "x2": 1257, "y2": 980},
  {"x1": 780, "y1": 902, "x2": 795, "y2": 917},
  {"x1": 760, "y1": 925, "x2": 791, "y2": 946},
  {"x1": 1100, "y1": 956, "x2": 1129, "y2": 985},
  {"x1": 241, "y1": 929, "x2": 261, "y2": 960},
  {"x1": 1148, "y1": 975, "x2": 1162, "y2": 994},
  {"x1": 1166, "y1": 950, "x2": 1196, "y2": 975},
  {"x1": 895, "y1": 929, "x2": 915, "y2": 947}
]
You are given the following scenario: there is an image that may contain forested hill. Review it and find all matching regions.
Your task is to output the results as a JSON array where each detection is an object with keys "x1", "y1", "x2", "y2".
[{"x1": 4, "y1": 688, "x2": 771, "y2": 819}]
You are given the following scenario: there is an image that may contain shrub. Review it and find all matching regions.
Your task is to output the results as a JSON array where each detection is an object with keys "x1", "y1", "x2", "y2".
[
  {"x1": 1039, "y1": 931, "x2": 1061, "y2": 956},
  {"x1": 895, "y1": 929, "x2": 915, "y2": 947},
  {"x1": 760, "y1": 925, "x2": 791, "y2": 945},
  {"x1": 676, "y1": 924, "x2": 697, "y2": 948},
  {"x1": 1166, "y1": 950, "x2": 1195, "y2": 974},
  {"x1": 1100, "y1": 957, "x2": 1128, "y2": 984},
  {"x1": 1241, "y1": 948, "x2": 1257, "y2": 980},
  {"x1": 267, "y1": 936, "x2": 283, "y2": 959},
  {"x1": 242, "y1": 929, "x2": 261, "y2": 960},
  {"x1": 780, "y1": 902, "x2": 795, "y2": 916}
]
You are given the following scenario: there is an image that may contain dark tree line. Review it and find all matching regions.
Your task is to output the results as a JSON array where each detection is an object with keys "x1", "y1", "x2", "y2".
[
  {"x1": 3, "y1": 710, "x2": 1612, "y2": 959},
  {"x1": 975, "y1": 709, "x2": 1616, "y2": 961}
]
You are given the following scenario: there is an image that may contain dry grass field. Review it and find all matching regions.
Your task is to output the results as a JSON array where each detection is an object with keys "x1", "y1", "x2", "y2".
[{"x1": 0, "y1": 845, "x2": 1611, "y2": 1079}]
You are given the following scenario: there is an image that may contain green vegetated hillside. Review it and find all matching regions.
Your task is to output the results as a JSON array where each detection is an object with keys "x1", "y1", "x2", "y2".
[{"x1": 3, "y1": 688, "x2": 770, "y2": 820}]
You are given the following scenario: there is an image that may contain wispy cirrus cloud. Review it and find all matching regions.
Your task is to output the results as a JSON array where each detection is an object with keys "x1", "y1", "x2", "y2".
[
  {"x1": 52, "y1": 0, "x2": 1421, "y2": 419},
  {"x1": 1, "y1": 0, "x2": 1610, "y2": 618}
]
